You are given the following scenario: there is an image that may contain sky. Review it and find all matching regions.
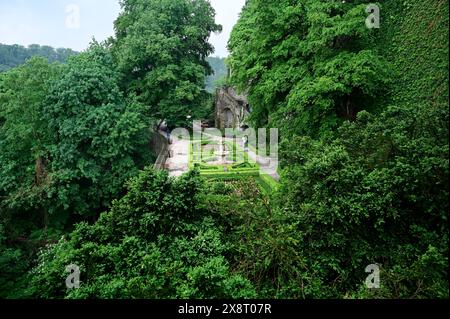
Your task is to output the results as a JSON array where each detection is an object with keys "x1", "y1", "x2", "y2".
[{"x1": 0, "y1": 0, "x2": 245, "y2": 57}]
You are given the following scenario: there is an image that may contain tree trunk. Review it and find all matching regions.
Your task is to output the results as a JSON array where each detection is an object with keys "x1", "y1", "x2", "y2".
[
  {"x1": 35, "y1": 156, "x2": 47, "y2": 185},
  {"x1": 344, "y1": 98, "x2": 357, "y2": 121}
]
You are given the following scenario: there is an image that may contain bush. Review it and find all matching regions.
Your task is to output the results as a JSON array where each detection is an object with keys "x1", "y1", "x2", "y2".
[
  {"x1": 276, "y1": 105, "x2": 448, "y2": 298},
  {"x1": 26, "y1": 168, "x2": 256, "y2": 299}
]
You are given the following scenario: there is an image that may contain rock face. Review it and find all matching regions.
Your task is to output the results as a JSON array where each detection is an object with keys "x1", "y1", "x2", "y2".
[{"x1": 215, "y1": 87, "x2": 251, "y2": 129}]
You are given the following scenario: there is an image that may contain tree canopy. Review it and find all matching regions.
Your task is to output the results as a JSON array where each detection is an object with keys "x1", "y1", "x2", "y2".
[
  {"x1": 43, "y1": 42, "x2": 152, "y2": 217},
  {"x1": 112, "y1": 0, "x2": 222, "y2": 128},
  {"x1": 26, "y1": 169, "x2": 256, "y2": 299},
  {"x1": 0, "y1": 43, "x2": 154, "y2": 297},
  {"x1": 228, "y1": 0, "x2": 391, "y2": 138}
]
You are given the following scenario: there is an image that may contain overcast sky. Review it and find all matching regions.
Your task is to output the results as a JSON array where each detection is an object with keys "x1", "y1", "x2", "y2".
[{"x1": 0, "y1": 0, "x2": 245, "y2": 57}]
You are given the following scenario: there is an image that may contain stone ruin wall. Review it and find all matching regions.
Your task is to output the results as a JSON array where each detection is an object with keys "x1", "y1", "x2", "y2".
[{"x1": 215, "y1": 87, "x2": 251, "y2": 130}]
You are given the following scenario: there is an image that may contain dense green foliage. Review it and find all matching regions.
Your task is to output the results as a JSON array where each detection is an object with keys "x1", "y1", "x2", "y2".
[
  {"x1": 1, "y1": 0, "x2": 223, "y2": 298},
  {"x1": 0, "y1": 43, "x2": 151, "y2": 220},
  {"x1": 1, "y1": 0, "x2": 448, "y2": 299},
  {"x1": 0, "y1": 57, "x2": 62, "y2": 297},
  {"x1": 276, "y1": 107, "x2": 448, "y2": 298},
  {"x1": 43, "y1": 42, "x2": 152, "y2": 218},
  {"x1": 25, "y1": 169, "x2": 257, "y2": 299},
  {"x1": 0, "y1": 42, "x2": 154, "y2": 297},
  {"x1": 228, "y1": 0, "x2": 449, "y2": 298},
  {"x1": 112, "y1": 0, "x2": 222, "y2": 129},
  {"x1": 0, "y1": 43, "x2": 77, "y2": 72},
  {"x1": 228, "y1": 0, "x2": 391, "y2": 138}
]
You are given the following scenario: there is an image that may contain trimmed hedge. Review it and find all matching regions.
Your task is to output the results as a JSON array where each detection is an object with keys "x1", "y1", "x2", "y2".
[
  {"x1": 201, "y1": 170, "x2": 260, "y2": 180},
  {"x1": 189, "y1": 139, "x2": 265, "y2": 184},
  {"x1": 257, "y1": 173, "x2": 279, "y2": 194}
]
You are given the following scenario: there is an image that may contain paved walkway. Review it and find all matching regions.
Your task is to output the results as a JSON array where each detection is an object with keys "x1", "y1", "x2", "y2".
[{"x1": 161, "y1": 132, "x2": 190, "y2": 177}]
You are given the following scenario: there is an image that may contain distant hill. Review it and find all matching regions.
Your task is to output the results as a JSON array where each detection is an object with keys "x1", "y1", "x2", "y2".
[
  {"x1": 0, "y1": 43, "x2": 78, "y2": 72},
  {"x1": 0, "y1": 45, "x2": 226, "y2": 93},
  {"x1": 205, "y1": 56, "x2": 227, "y2": 93}
]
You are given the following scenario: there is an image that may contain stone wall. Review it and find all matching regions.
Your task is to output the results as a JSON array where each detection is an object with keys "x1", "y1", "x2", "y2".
[
  {"x1": 215, "y1": 87, "x2": 250, "y2": 130},
  {"x1": 149, "y1": 131, "x2": 169, "y2": 170}
]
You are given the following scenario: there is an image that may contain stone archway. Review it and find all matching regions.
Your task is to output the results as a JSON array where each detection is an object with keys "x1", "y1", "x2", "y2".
[{"x1": 223, "y1": 108, "x2": 234, "y2": 128}]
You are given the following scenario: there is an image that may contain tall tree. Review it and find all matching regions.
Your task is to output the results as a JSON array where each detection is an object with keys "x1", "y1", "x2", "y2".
[
  {"x1": 112, "y1": 0, "x2": 221, "y2": 129},
  {"x1": 0, "y1": 43, "x2": 154, "y2": 297},
  {"x1": 228, "y1": 0, "x2": 390, "y2": 138},
  {"x1": 43, "y1": 42, "x2": 152, "y2": 218},
  {"x1": 0, "y1": 57, "x2": 61, "y2": 228},
  {"x1": 0, "y1": 58, "x2": 62, "y2": 297}
]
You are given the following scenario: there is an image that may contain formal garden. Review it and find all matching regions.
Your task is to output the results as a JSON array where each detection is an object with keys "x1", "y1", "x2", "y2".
[{"x1": 188, "y1": 135, "x2": 279, "y2": 193}]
